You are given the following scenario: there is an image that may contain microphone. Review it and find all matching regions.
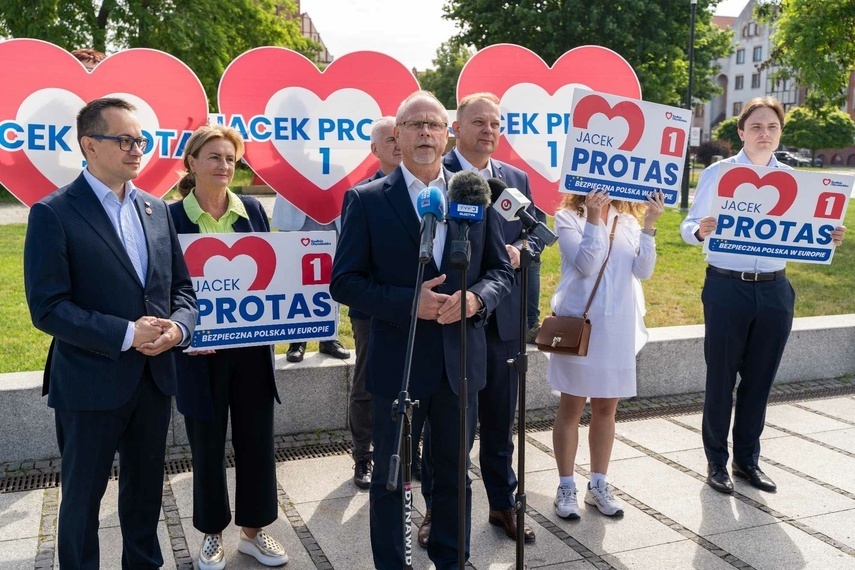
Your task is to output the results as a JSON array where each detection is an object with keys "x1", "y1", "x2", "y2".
[
  {"x1": 416, "y1": 186, "x2": 446, "y2": 264},
  {"x1": 487, "y1": 178, "x2": 558, "y2": 246},
  {"x1": 446, "y1": 171, "x2": 492, "y2": 269}
]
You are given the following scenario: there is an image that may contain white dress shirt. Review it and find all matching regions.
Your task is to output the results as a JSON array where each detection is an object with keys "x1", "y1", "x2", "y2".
[{"x1": 400, "y1": 163, "x2": 448, "y2": 268}]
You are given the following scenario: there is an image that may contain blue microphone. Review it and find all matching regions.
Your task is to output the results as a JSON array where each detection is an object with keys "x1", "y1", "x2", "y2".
[{"x1": 416, "y1": 186, "x2": 445, "y2": 264}]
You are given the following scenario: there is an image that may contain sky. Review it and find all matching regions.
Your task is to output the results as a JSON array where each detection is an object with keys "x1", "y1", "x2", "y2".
[{"x1": 301, "y1": 0, "x2": 751, "y2": 71}]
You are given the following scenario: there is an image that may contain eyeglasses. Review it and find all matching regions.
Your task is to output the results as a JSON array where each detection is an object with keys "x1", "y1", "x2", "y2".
[
  {"x1": 88, "y1": 135, "x2": 149, "y2": 152},
  {"x1": 398, "y1": 120, "x2": 448, "y2": 133}
]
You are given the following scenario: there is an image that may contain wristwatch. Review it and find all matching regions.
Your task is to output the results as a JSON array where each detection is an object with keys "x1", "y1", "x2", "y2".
[{"x1": 642, "y1": 228, "x2": 657, "y2": 237}]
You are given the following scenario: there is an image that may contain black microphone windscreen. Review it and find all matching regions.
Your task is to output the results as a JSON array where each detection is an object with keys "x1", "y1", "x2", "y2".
[
  {"x1": 486, "y1": 178, "x2": 508, "y2": 205},
  {"x1": 447, "y1": 170, "x2": 491, "y2": 207}
]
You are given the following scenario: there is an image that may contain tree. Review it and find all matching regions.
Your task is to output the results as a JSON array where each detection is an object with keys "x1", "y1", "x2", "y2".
[
  {"x1": 696, "y1": 139, "x2": 732, "y2": 166},
  {"x1": 781, "y1": 106, "x2": 855, "y2": 161},
  {"x1": 757, "y1": 0, "x2": 855, "y2": 110},
  {"x1": 419, "y1": 40, "x2": 474, "y2": 109},
  {"x1": 442, "y1": 0, "x2": 733, "y2": 107},
  {"x1": 0, "y1": 0, "x2": 319, "y2": 109},
  {"x1": 713, "y1": 116, "x2": 741, "y2": 151}
]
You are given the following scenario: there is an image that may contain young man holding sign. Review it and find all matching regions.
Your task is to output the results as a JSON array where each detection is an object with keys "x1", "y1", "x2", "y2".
[{"x1": 680, "y1": 97, "x2": 847, "y2": 494}]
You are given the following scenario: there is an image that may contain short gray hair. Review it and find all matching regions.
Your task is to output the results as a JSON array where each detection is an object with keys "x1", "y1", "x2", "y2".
[
  {"x1": 395, "y1": 90, "x2": 447, "y2": 124},
  {"x1": 370, "y1": 116, "x2": 396, "y2": 144}
]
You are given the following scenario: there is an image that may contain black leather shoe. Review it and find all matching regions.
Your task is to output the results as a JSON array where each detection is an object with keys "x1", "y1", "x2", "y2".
[
  {"x1": 353, "y1": 459, "x2": 372, "y2": 489},
  {"x1": 732, "y1": 462, "x2": 777, "y2": 492},
  {"x1": 286, "y1": 342, "x2": 306, "y2": 363},
  {"x1": 707, "y1": 463, "x2": 733, "y2": 494},
  {"x1": 319, "y1": 340, "x2": 350, "y2": 359},
  {"x1": 418, "y1": 509, "x2": 431, "y2": 548},
  {"x1": 489, "y1": 508, "x2": 535, "y2": 543}
]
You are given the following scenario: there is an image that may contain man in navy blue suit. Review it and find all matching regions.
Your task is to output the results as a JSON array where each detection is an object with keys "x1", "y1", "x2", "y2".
[
  {"x1": 24, "y1": 98, "x2": 197, "y2": 569},
  {"x1": 437, "y1": 92, "x2": 541, "y2": 543},
  {"x1": 331, "y1": 90, "x2": 513, "y2": 569}
]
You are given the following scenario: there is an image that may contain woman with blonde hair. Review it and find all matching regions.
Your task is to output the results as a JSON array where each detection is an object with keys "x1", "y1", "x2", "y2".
[
  {"x1": 549, "y1": 188, "x2": 663, "y2": 519},
  {"x1": 169, "y1": 124, "x2": 287, "y2": 569}
]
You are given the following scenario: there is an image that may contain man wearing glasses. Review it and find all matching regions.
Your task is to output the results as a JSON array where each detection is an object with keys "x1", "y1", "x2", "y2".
[
  {"x1": 24, "y1": 97, "x2": 197, "y2": 568},
  {"x1": 331, "y1": 90, "x2": 512, "y2": 569}
]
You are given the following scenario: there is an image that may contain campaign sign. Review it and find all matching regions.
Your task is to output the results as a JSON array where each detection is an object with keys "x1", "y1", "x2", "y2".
[
  {"x1": 457, "y1": 44, "x2": 641, "y2": 211},
  {"x1": 703, "y1": 164, "x2": 852, "y2": 264},
  {"x1": 560, "y1": 89, "x2": 691, "y2": 206},
  {"x1": 179, "y1": 231, "x2": 339, "y2": 350},
  {"x1": 217, "y1": 48, "x2": 419, "y2": 225},
  {"x1": 0, "y1": 39, "x2": 208, "y2": 207}
]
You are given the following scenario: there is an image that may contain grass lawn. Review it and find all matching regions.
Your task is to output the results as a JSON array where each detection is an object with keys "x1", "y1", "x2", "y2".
[{"x1": 2, "y1": 201, "x2": 853, "y2": 373}]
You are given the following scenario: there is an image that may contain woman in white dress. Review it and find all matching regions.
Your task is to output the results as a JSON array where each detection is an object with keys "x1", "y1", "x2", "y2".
[{"x1": 549, "y1": 189, "x2": 664, "y2": 519}]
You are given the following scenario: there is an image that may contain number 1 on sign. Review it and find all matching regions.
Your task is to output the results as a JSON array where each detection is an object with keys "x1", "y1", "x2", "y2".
[
  {"x1": 319, "y1": 147, "x2": 330, "y2": 175},
  {"x1": 547, "y1": 141, "x2": 558, "y2": 168}
]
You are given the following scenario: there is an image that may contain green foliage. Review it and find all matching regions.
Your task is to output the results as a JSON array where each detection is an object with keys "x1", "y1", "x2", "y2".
[
  {"x1": 782, "y1": 106, "x2": 855, "y2": 156},
  {"x1": 0, "y1": 0, "x2": 319, "y2": 110},
  {"x1": 758, "y1": 0, "x2": 855, "y2": 110},
  {"x1": 419, "y1": 40, "x2": 474, "y2": 109},
  {"x1": 713, "y1": 116, "x2": 742, "y2": 150},
  {"x1": 695, "y1": 139, "x2": 732, "y2": 166},
  {"x1": 442, "y1": 0, "x2": 733, "y2": 106}
]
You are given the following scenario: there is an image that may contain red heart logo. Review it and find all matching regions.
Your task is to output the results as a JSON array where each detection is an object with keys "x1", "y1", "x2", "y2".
[
  {"x1": 183, "y1": 236, "x2": 276, "y2": 290},
  {"x1": 665, "y1": 111, "x2": 673, "y2": 120},
  {"x1": 822, "y1": 178, "x2": 832, "y2": 186},
  {"x1": 0, "y1": 39, "x2": 208, "y2": 207},
  {"x1": 300, "y1": 237, "x2": 310, "y2": 246},
  {"x1": 572, "y1": 95, "x2": 645, "y2": 151},
  {"x1": 457, "y1": 44, "x2": 641, "y2": 209},
  {"x1": 718, "y1": 167, "x2": 798, "y2": 216},
  {"x1": 218, "y1": 48, "x2": 419, "y2": 225}
]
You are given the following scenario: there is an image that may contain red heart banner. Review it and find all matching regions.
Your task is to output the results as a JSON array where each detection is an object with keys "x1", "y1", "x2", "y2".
[
  {"x1": 718, "y1": 167, "x2": 798, "y2": 217},
  {"x1": 0, "y1": 39, "x2": 209, "y2": 206},
  {"x1": 183, "y1": 236, "x2": 277, "y2": 291},
  {"x1": 457, "y1": 44, "x2": 641, "y2": 210},
  {"x1": 218, "y1": 48, "x2": 420, "y2": 225}
]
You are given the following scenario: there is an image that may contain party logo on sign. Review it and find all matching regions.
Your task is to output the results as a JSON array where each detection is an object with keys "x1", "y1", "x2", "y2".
[
  {"x1": 0, "y1": 39, "x2": 208, "y2": 207},
  {"x1": 218, "y1": 48, "x2": 420, "y2": 225},
  {"x1": 718, "y1": 167, "x2": 798, "y2": 217},
  {"x1": 183, "y1": 235, "x2": 277, "y2": 291},
  {"x1": 571, "y1": 95, "x2": 645, "y2": 151},
  {"x1": 457, "y1": 44, "x2": 641, "y2": 209}
]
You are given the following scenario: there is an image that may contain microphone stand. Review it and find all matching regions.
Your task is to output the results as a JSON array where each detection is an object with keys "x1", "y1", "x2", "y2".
[
  {"x1": 449, "y1": 223, "x2": 472, "y2": 570},
  {"x1": 512, "y1": 227, "x2": 537, "y2": 570},
  {"x1": 387, "y1": 221, "x2": 434, "y2": 570}
]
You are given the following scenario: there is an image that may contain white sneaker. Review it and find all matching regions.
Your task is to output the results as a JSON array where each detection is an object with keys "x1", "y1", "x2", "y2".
[
  {"x1": 198, "y1": 533, "x2": 225, "y2": 570},
  {"x1": 238, "y1": 528, "x2": 289, "y2": 566},
  {"x1": 585, "y1": 479, "x2": 624, "y2": 516},
  {"x1": 554, "y1": 484, "x2": 580, "y2": 519}
]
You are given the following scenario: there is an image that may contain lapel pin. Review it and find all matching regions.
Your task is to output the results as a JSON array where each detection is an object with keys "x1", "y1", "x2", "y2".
[{"x1": 144, "y1": 201, "x2": 152, "y2": 215}]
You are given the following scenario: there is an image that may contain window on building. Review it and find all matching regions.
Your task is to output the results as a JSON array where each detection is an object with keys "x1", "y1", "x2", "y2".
[
  {"x1": 694, "y1": 105, "x2": 704, "y2": 117},
  {"x1": 733, "y1": 102, "x2": 743, "y2": 116},
  {"x1": 735, "y1": 75, "x2": 744, "y2": 90},
  {"x1": 751, "y1": 73, "x2": 761, "y2": 89},
  {"x1": 753, "y1": 46, "x2": 762, "y2": 62},
  {"x1": 736, "y1": 49, "x2": 745, "y2": 64}
]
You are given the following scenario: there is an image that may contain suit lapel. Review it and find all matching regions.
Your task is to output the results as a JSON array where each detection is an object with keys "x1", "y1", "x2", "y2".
[
  {"x1": 383, "y1": 168, "x2": 420, "y2": 246},
  {"x1": 67, "y1": 175, "x2": 141, "y2": 286},
  {"x1": 133, "y1": 193, "x2": 156, "y2": 287}
]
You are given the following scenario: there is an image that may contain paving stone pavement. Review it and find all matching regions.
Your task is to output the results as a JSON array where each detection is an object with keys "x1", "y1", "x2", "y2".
[{"x1": 2, "y1": 386, "x2": 855, "y2": 569}]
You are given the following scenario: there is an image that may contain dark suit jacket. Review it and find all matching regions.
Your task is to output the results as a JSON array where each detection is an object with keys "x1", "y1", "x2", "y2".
[
  {"x1": 330, "y1": 166, "x2": 513, "y2": 400},
  {"x1": 24, "y1": 173, "x2": 197, "y2": 411},
  {"x1": 168, "y1": 194, "x2": 279, "y2": 420},
  {"x1": 442, "y1": 152, "x2": 544, "y2": 341}
]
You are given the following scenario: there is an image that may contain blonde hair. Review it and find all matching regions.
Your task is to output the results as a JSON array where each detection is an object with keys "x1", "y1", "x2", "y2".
[
  {"x1": 559, "y1": 193, "x2": 646, "y2": 222},
  {"x1": 177, "y1": 124, "x2": 245, "y2": 197}
]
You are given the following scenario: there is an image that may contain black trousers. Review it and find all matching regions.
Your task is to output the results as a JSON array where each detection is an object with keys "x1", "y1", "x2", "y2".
[
  {"x1": 184, "y1": 346, "x2": 278, "y2": 533},
  {"x1": 349, "y1": 316, "x2": 373, "y2": 461},
  {"x1": 701, "y1": 269, "x2": 795, "y2": 466},
  {"x1": 55, "y1": 365, "x2": 170, "y2": 570}
]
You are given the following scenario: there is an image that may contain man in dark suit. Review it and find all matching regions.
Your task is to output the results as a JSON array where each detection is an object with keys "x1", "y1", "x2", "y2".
[
  {"x1": 331, "y1": 90, "x2": 513, "y2": 569},
  {"x1": 348, "y1": 115, "x2": 403, "y2": 489},
  {"x1": 24, "y1": 97, "x2": 197, "y2": 569},
  {"x1": 438, "y1": 92, "x2": 541, "y2": 543}
]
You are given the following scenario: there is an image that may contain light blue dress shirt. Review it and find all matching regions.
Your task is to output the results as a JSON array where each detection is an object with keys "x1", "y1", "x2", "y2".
[{"x1": 680, "y1": 149, "x2": 791, "y2": 272}]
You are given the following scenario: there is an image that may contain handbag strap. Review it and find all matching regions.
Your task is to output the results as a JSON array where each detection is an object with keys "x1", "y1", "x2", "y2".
[{"x1": 583, "y1": 216, "x2": 618, "y2": 319}]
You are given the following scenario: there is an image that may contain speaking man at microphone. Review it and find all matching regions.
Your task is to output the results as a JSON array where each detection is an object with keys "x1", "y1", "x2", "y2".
[
  {"x1": 434, "y1": 92, "x2": 543, "y2": 543},
  {"x1": 331, "y1": 90, "x2": 512, "y2": 570}
]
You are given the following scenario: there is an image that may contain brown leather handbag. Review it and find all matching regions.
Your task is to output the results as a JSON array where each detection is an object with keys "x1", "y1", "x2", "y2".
[{"x1": 536, "y1": 217, "x2": 618, "y2": 356}]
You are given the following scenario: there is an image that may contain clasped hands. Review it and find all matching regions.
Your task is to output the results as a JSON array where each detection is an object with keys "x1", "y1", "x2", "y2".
[
  {"x1": 416, "y1": 274, "x2": 483, "y2": 324},
  {"x1": 131, "y1": 316, "x2": 183, "y2": 356}
]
